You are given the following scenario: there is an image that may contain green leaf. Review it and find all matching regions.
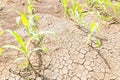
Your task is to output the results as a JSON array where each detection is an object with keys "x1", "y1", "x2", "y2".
[
  {"x1": 3, "y1": 45, "x2": 22, "y2": 52},
  {"x1": 28, "y1": 4, "x2": 33, "y2": 15},
  {"x1": 28, "y1": 15, "x2": 34, "y2": 26},
  {"x1": 61, "y1": 0, "x2": 69, "y2": 16},
  {"x1": 39, "y1": 41, "x2": 43, "y2": 46},
  {"x1": 89, "y1": 22, "x2": 99, "y2": 34},
  {"x1": 87, "y1": 34, "x2": 92, "y2": 44},
  {"x1": 87, "y1": 22, "x2": 99, "y2": 44},
  {"x1": 34, "y1": 14, "x2": 39, "y2": 22},
  {"x1": 28, "y1": 0, "x2": 32, "y2": 4},
  {"x1": 0, "y1": 31, "x2": 4, "y2": 37},
  {"x1": 61, "y1": 0, "x2": 69, "y2": 7},
  {"x1": 95, "y1": 39, "x2": 101, "y2": 48},
  {"x1": 90, "y1": 22, "x2": 96, "y2": 34},
  {"x1": 19, "y1": 12, "x2": 29, "y2": 30},
  {"x1": 0, "y1": 48, "x2": 3, "y2": 56},
  {"x1": 115, "y1": 2, "x2": 120, "y2": 15},
  {"x1": 26, "y1": 36, "x2": 34, "y2": 49},
  {"x1": 29, "y1": 48, "x2": 41, "y2": 53},
  {"x1": 6, "y1": 30, "x2": 27, "y2": 55},
  {"x1": 2, "y1": 45, "x2": 28, "y2": 56},
  {"x1": 106, "y1": 2, "x2": 116, "y2": 14},
  {"x1": 41, "y1": 47, "x2": 48, "y2": 53}
]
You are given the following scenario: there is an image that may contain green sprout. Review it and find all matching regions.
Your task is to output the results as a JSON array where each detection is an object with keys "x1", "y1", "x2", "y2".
[
  {"x1": 16, "y1": 0, "x2": 39, "y2": 36},
  {"x1": 0, "y1": 31, "x2": 4, "y2": 55},
  {"x1": 88, "y1": 22, "x2": 99, "y2": 41},
  {"x1": 61, "y1": 0, "x2": 70, "y2": 16},
  {"x1": 2, "y1": 30, "x2": 50, "y2": 68},
  {"x1": 95, "y1": 39, "x2": 101, "y2": 48},
  {"x1": 87, "y1": 22, "x2": 101, "y2": 48},
  {"x1": 15, "y1": 0, "x2": 45, "y2": 52},
  {"x1": 2, "y1": 30, "x2": 30, "y2": 68},
  {"x1": 86, "y1": 0, "x2": 120, "y2": 21},
  {"x1": 70, "y1": 0, "x2": 84, "y2": 24}
]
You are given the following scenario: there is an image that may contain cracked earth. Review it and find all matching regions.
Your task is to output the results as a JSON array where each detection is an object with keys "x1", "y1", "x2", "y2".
[{"x1": 0, "y1": 13, "x2": 120, "y2": 80}]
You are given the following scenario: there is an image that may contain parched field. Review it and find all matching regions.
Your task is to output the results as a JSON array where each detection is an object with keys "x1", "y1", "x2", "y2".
[{"x1": 0, "y1": 0, "x2": 120, "y2": 80}]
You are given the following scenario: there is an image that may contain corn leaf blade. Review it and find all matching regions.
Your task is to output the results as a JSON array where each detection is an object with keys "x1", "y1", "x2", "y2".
[
  {"x1": 6, "y1": 30, "x2": 27, "y2": 55},
  {"x1": 3, "y1": 45, "x2": 22, "y2": 51},
  {"x1": 0, "y1": 48, "x2": 3, "y2": 56}
]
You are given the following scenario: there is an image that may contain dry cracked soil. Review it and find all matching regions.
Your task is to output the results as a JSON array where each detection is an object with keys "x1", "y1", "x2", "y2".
[{"x1": 0, "y1": 0, "x2": 120, "y2": 80}]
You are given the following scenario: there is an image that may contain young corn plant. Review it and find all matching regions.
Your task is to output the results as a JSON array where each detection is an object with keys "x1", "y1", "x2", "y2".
[
  {"x1": 86, "y1": 0, "x2": 120, "y2": 21},
  {"x1": 1, "y1": 0, "x2": 48, "y2": 68},
  {"x1": 114, "y1": 2, "x2": 120, "y2": 15},
  {"x1": 16, "y1": 0, "x2": 38, "y2": 36},
  {"x1": 102, "y1": 0, "x2": 120, "y2": 16},
  {"x1": 2, "y1": 30, "x2": 30, "y2": 68},
  {"x1": 70, "y1": 0, "x2": 84, "y2": 24},
  {"x1": 60, "y1": 0, "x2": 70, "y2": 17},
  {"x1": 2, "y1": 29, "x2": 51, "y2": 68},
  {"x1": 61, "y1": 0, "x2": 86, "y2": 25},
  {"x1": 16, "y1": 0, "x2": 48, "y2": 52},
  {"x1": 87, "y1": 22, "x2": 101, "y2": 49}
]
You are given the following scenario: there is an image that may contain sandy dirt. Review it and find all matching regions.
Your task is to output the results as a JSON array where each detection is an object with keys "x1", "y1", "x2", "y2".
[{"x1": 0, "y1": 0, "x2": 120, "y2": 80}]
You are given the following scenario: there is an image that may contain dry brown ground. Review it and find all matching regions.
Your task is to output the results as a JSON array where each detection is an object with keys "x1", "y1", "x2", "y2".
[{"x1": 0, "y1": 0, "x2": 120, "y2": 80}]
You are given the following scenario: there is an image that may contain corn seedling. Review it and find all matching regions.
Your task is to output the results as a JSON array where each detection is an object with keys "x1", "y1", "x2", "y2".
[
  {"x1": 16, "y1": 0, "x2": 39, "y2": 36},
  {"x1": 2, "y1": 30, "x2": 30, "y2": 68},
  {"x1": 70, "y1": 0, "x2": 84, "y2": 24},
  {"x1": 1, "y1": 28, "x2": 55, "y2": 68},
  {"x1": 16, "y1": 0, "x2": 47, "y2": 51},
  {"x1": 0, "y1": 48, "x2": 2, "y2": 56},
  {"x1": 1, "y1": 0, "x2": 54, "y2": 69},
  {"x1": 60, "y1": 0, "x2": 70, "y2": 16},
  {"x1": 1, "y1": 0, "x2": 49, "y2": 68},
  {"x1": 87, "y1": 22, "x2": 101, "y2": 48},
  {"x1": 61, "y1": 0, "x2": 86, "y2": 25},
  {"x1": 2, "y1": 30, "x2": 50, "y2": 68},
  {"x1": 103, "y1": 1, "x2": 120, "y2": 15},
  {"x1": 86, "y1": 0, "x2": 120, "y2": 21}
]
